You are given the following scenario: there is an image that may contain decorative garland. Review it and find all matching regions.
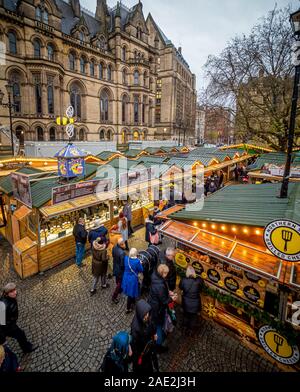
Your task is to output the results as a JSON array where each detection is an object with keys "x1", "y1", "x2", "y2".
[{"x1": 176, "y1": 267, "x2": 298, "y2": 345}]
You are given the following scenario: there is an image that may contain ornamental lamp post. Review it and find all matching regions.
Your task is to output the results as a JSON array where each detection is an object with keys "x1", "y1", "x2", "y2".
[
  {"x1": 280, "y1": 9, "x2": 300, "y2": 198},
  {"x1": 0, "y1": 84, "x2": 16, "y2": 156}
]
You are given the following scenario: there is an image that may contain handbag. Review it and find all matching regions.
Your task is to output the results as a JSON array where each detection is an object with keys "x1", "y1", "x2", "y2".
[
  {"x1": 127, "y1": 256, "x2": 144, "y2": 285},
  {"x1": 149, "y1": 231, "x2": 159, "y2": 245},
  {"x1": 163, "y1": 310, "x2": 174, "y2": 334}
]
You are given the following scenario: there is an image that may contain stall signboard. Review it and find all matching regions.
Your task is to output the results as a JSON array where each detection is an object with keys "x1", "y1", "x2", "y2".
[
  {"x1": 264, "y1": 219, "x2": 300, "y2": 262},
  {"x1": 119, "y1": 167, "x2": 155, "y2": 188},
  {"x1": 258, "y1": 325, "x2": 300, "y2": 365},
  {"x1": 11, "y1": 172, "x2": 32, "y2": 208},
  {"x1": 52, "y1": 179, "x2": 113, "y2": 205}
]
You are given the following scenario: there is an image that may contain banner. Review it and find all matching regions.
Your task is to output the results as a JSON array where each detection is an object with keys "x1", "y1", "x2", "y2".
[
  {"x1": 11, "y1": 172, "x2": 32, "y2": 208},
  {"x1": 52, "y1": 179, "x2": 113, "y2": 205}
]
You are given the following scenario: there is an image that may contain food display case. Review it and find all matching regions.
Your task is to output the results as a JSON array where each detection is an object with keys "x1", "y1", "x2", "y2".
[{"x1": 40, "y1": 202, "x2": 110, "y2": 246}]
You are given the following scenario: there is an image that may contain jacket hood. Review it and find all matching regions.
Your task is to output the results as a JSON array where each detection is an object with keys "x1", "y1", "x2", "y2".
[
  {"x1": 110, "y1": 331, "x2": 130, "y2": 359},
  {"x1": 135, "y1": 299, "x2": 151, "y2": 322},
  {"x1": 92, "y1": 226, "x2": 106, "y2": 233},
  {"x1": 92, "y1": 240, "x2": 106, "y2": 251},
  {"x1": 145, "y1": 218, "x2": 154, "y2": 224}
]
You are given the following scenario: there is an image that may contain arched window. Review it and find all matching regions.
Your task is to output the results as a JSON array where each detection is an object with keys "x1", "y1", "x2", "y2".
[
  {"x1": 122, "y1": 95, "x2": 128, "y2": 124},
  {"x1": 69, "y1": 53, "x2": 75, "y2": 70},
  {"x1": 80, "y1": 57, "x2": 86, "y2": 74},
  {"x1": 136, "y1": 26, "x2": 142, "y2": 40},
  {"x1": 122, "y1": 130, "x2": 127, "y2": 143},
  {"x1": 79, "y1": 31, "x2": 84, "y2": 43},
  {"x1": 49, "y1": 127, "x2": 56, "y2": 141},
  {"x1": 134, "y1": 96, "x2": 139, "y2": 123},
  {"x1": 9, "y1": 73, "x2": 21, "y2": 113},
  {"x1": 107, "y1": 65, "x2": 112, "y2": 81},
  {"x1": 90, "y1": 61, "x2": 95, "y2": 76},
  {"x1": 8, "y1": 32, "x2": 17, "y2": 54},
  {"x1": 15, "y1": 126, "x2": 24, "y2": 146},
  {"x1": 47, "y1": 85, "x2": 54, "y2": 114},
  {"x1": 122, "y1": 69, "x2": 127, "y2": 85},
  {"x1": 47, "y1": 44, "x2": 54, "y2": 61},
  {"x1": 133, "y1": 130, "x2": 139, "y2": 140},
  {"x1": 34, "y1": 74, "x2": 42, "y2": 114},
  {"x1": 122, "y1": 46, "x2": 126, "y2": 61},
  {"x1": 99, "y1": 63, "x2": 103, "y2": 79},
  {"x1": 37, "y1": 127, "x2": 44, "y2": 141},
  {"x1": 107, "y1": 129, "x2": 112, "y2": 141},
  {"x1": 70, "y1": 84, "x2": 82, "y2": 118},
  {"x1": 142, "y1": 96, "x2": 146, "y2": 124},
  {"x1": 33, "y1": 39, "x2": 41, "y2": 58},
  {"x1": 143, "y1": 71, "x2": 147, "y2": 87},
  {"x1": 36, "y1": 7, "x2": 41, "y2": 21},
  {"x1": 79, "y1": 128, "x2": 85, "y2": 141},
  {"x1": 134, "y1": 70, "x2": 139, "y2": 86},
  {"x1": 100, "y1": 90, "x2": 110, "y2": 122},
  {"x1": 43, "y1": 9, "x2": 49, "y2": 24},
  {"x1": 99, "y1": 129, "x2": 105, "y2": 140}
]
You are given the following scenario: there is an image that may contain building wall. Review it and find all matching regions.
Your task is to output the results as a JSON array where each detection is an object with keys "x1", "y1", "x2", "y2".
[{"x1": 0, "y1": 0, "x2": 196, "y2": 148}]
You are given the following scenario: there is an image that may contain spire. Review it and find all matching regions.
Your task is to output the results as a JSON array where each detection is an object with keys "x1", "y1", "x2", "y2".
[
  {"x1": 70, "y1": 0, "x2": 81, "y2": 18},
  {"x1": 96, "y1": 0, "x2": 108, "y2": 20},
  {"x1": 115, "y1": 1, "x2": 121, "y2": 18}
]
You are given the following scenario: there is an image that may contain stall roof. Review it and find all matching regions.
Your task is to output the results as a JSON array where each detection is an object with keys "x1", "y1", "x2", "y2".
[
  {"x1": 169, "y1": 183, "x2": 299, "y2": 227},
  {"x1": 247, "y1": 152, "x2": 292, "y2": 170},
  {"x1": 159, "y1": 219, "x2": 283, "y2": 282},
  {"x1": 96, "y1": 151, "x2": 122, "y2": 161},
  {"x1": 123, "y1": 149, "x2": 148, "y2": 158},
  {"x1": 219, "y1": 143, "x2": 274, "y2": 153},
  {"x1": 0, "y1": 167, "x2": 44, "y2": 195}
]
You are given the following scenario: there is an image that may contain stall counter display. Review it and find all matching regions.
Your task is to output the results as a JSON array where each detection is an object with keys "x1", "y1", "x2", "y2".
[{"x1": 40, "y1": 202, "x2": 110, "y2": 246}]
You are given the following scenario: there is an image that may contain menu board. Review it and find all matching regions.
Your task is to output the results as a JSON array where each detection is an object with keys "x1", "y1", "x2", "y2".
[
  {"x1": 11, "y1": 172, "x2": 32, "y2": 208},
  {"x1": 52, "y1": 179, "x2": 113, "y2": 205}
]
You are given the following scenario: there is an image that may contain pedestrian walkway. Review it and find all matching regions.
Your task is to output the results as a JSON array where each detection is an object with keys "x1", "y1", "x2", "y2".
[{"x1": 0, "y1": 229, "x2": 279, "y2": 372}]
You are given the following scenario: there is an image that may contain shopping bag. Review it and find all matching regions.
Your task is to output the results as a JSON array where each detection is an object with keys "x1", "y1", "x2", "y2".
[{"x1": 149, "y1": 231, "x2": 159, "y2": 245}]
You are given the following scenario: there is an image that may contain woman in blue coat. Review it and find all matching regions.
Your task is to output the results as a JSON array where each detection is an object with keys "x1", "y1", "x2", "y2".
[{"x1": 122, "y1": 248, "x2": 143, "y2": 314}]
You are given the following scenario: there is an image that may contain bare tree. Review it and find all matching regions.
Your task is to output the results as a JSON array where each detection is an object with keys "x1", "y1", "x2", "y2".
[{"x1": 203, "y1": 7, "x2": 299, "y2": 151}]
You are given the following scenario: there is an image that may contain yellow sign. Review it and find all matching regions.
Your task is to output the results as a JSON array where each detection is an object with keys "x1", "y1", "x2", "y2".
[
  {"x1": 56, "y1": 117, "x2": 75, "y2": 126},
  {"x1": 175, "y1": 252, "x2": 188, "y2": 269},
  {"x1": 264, "y1": 220, "x2": 300, "y2": 262},
  {"x1": 258, "y1": 325, "x2": 299, "y2": 365}
]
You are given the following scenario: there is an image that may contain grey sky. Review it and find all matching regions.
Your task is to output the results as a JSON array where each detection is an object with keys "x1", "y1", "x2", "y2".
[{"x1": 81, "y1": 0, "x2": 298, "y2": 92}]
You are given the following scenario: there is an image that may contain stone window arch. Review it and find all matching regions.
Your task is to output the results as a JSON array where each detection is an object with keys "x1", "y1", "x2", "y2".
[
  {"x1": 122, "y1": 46, "x2": 126, "y2": 61},
  {"x1": 100, "y1": 88, "x2": 112, "y2": 123},
  {"x1": 122, "y1": 94, "x2": 129, "y2": 124},
  {"x1": 80, "y1": 56, "x2": 87, "y2": 74},
  {"x1": 15, "y1": 126, "x2": 24, "y2": 146},
  {"x1": 122, "y1": 68, "x2": 127, "y2": 85},
  {"x1": 47, "y1": 43, "x2": 54, "y2": 61},
  {"x1": 143, "y1": 71, "x2": 147, "y2": 87},
  {"x1": 70, "y1": 82, "x2": 83, "y2": 118},
  {"x1": 49, "y1": 127, "x2": 56, "y2": 141},
  {"x1": 79, "y1": 128, "x2": 85, "y2": 141},
  {"x1": 33, "y1": 38, "x2": 41, "y2": 58},
  {"x1": 99, "y1": 62, "x2": 104, "y2": 79},
  {"x1": 8, "y1": 71, "x2": 22, "y2": 113},
  {"x1": 107, "y1": 64, "x2": 112, "y2": 81},
  {"x1": 134, "y1": 95, "x2": 139, "y2": 123},
  {"x1": 8, "y1": 31, "x2": 17, "y2": 54},
  {"x1": 69, "y1": 51, "x2": 76, "y2": 70},
  {"x1": 107, "y1": 129, "x2": 113, "y2": 141},
  {"x1": 37, "y1": 126, "x2": 44, "y2": 141},
  {"x1": 99, "y1": 129, "x2": 105, "y2": 140},
  {"x1": 134, "y1": 70, "x2": 139, "y2": 86},
  {"x1": 90, "y1": 60, "x2": 95, "y2": 77}
]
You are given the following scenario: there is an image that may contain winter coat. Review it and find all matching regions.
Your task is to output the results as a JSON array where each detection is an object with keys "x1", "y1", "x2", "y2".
[
  {"x1": 112, "y1": 244, "x2": 126, "y2": 279},
  {"x1": 123, "y1": 203, "x2": 132, "y2": 221},
  {"x1": 179, "y1": 277, "x2": 203, "y2": 314},
  {"x1": 0, "y1": 296, "x2": 18, "y2": 329},
  {"x1": 88, "y1": 226, "x2": 108, "y2": 246},
  {"x1": 73, "y1": 224, "x2": 87, "y2": 244},
  {"x1": 0, "y1": 346, "x2": 19, "y2": 373},
  {"x1": 164, "y1": 256, "x2": 177, "y2": 291},
  {"x1": 131, "y1": 300, "x2": 158, "y2": 373},
  {"x1": 148, "y1": 270, "x2": 172, "y2": 326},
  {"x1": 121, "y1": 256, "x2": 143, "y2": 298},
  {"x1": 92, "y1": 241, "x2": 108, "y2": 277},
  {"x1": 145, "y1": 219, "x2": 156, "y2": 243},
  {"x1": 118, "y1": 218, "x2": 128, "y2": 241}
]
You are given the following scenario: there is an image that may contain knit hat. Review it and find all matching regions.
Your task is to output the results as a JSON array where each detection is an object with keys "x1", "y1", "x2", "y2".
[{"x1": 3, "y1": 282, "x2": 16, "y2": 294}]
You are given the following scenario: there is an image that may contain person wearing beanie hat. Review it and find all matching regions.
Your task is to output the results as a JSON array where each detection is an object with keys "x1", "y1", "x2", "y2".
[
  {"x1": 0, "y1": 283, "x2": 38, "y2": 354},
  {"x1": 88, "y1": 219, "x2": 108, "y2": 248}
]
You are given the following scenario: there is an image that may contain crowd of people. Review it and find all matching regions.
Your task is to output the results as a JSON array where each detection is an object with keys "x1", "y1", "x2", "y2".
[{"x1": 0, "y1": 197, "x2": 204, "y2": 373}]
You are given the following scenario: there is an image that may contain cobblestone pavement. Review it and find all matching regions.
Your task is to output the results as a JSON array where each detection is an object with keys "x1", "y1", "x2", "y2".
[{"x1": 0, "y1": 229, "x2": 280, "y2": 372}]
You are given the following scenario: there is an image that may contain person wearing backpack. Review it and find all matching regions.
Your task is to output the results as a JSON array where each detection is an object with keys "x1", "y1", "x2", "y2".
[
  {"x1": 131, "y1": 299, "x2": 159, "y2": 373},
  {"x1": 100, "y1": 331, "x2": 132, "y2": 374},
  {"x1": 179, "y1": 266, "x2": 204, "y2": 336}
]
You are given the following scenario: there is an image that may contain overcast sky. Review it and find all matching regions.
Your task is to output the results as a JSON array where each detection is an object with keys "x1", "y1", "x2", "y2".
[{"x1": 81, "y1": 0, "x2": 299, "y2": 92}]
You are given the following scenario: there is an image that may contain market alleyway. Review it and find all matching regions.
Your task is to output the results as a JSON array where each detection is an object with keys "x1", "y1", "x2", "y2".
[{"x1": 0, "y1": 228, "x2": 280, "y2": 372}]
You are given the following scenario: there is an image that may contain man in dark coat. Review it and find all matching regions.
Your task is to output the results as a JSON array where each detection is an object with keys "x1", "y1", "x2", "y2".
[
  {"x1": 88, "y1": 219, "x2": 108, "y2": 248},
  {"x1": 162, "y1": 248, "x2": 177, "y2": 291},
  {"x1": 111, "y1": 238, "x2": 126, "y2": 304},
  {"x1": 131, "y1": 299, "x2": 158, "y2": 373},
  {"x1": 0, "y1": 283, "x2": 37, "y2": 354},
  {"x1": 72, "y1": 217, "x2": 87, "y2": 267},
  {"x1": 148, "y1": 264, "x2": 177, "y2": 351},
  {"x1": 179, "y1": 266, "x2": 204, "y2": 334}
]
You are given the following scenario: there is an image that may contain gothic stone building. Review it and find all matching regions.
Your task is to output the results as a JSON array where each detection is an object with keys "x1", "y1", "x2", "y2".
[{"x1": 0, "y1": 0, "x2": 196, "y2": 145}]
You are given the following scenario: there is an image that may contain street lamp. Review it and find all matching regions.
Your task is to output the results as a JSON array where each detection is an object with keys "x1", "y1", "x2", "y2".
[
  {"x1": 0, "y1": 84, "x2": 16, "y2": 156},
  {"x1": 280, "y1": 9, "x2": 300, "y2": 198}
]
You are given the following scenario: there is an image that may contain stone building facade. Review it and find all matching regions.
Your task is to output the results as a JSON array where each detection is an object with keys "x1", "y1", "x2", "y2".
[{"x1": 0, "y1": 0, "x2": 196, "y2": 146}]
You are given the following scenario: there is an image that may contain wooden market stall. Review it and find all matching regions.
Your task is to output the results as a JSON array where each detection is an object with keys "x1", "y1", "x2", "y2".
[{"x1": 159, "y1": 183, "x2": 300, "y2": 371}]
